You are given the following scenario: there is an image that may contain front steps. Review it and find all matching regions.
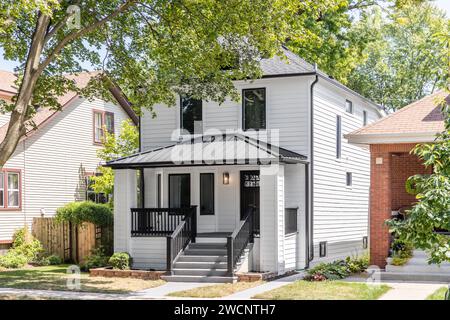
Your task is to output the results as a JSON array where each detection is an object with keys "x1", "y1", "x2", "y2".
[
  {"x1": 161, "y1": 241, "x2": 237, "y2": 283},
  {"x1": 382, "y1": 250, "x2": 450, "y2": 282}
]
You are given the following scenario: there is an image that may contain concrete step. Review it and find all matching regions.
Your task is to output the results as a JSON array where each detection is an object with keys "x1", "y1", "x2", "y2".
[
  {"x1": 177, "y1": 255, "x2": 227, "y2": 263},
  {"x1": 174, "y1": 261, "x2": 228, "y2": 269},
  {"x1": 196, "y1": 237, "x2": 227, "y2": 244},
  {"x1": 188, "y1": 243, "x2": 227, "y2": 250},
  {"x1": 184, "y1": 248, "x2": 227, "y2": 256},
  {"x1": 412, "y1": 250, "x2": 429, "y2": 258},
  {"x1": 381, "y1": 271, "x2": 450, "y2": 283},
  {"x1": 161, "y1": 275, "x2": 237, "y2": 283},
  {"x1": 172, "y1": 268, "x2": 228, "y2": 276},
  {"x1": 386, "y1": 264, "x2": 450, "y2": 273}
]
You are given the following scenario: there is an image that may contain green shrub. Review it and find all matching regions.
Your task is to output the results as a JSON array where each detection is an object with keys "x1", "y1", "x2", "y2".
[
  {"x1": 47, "y1": 255, "x2": 63, "y2": 265},
  {"x1": 391, "y1": 256, "x2": 410, "y2": 266},
  {"x1": 0, "y1": 251, "x2": 28, "y2": 269},
  {"x1": 109, "y1": 252, "x2": 132, "y2": 270},
  {"x1": 80, "y1": 247, "x2": 109, "y2": 271},
  {"x1": 305, "y1": 254, "x2": 369, "y2": 282},
  {"x1": 345, "y1": 254, "x2": 369, "y2": 273},
  {"x1": 55, "y1": 201, "x2": 113, "y2": 227}
]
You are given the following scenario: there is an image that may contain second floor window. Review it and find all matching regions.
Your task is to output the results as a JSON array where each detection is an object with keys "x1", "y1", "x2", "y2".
[
  {"x1": 336, "y1": 115, "x2": 342, "y2": 159},
  {"x1": 363, "y1": 110, "x2": 368, "y2": 126},
  {"x1": 243, "y1": 88, "x2": 266, "y2": 130},
  {"x1": 180, "y1": 97, "x2": 202, "y2": 134},
  {"x1": 0, "y1": 169, "x2": 21, "y2": 209},
  {"x1": 345, "y1": 100, "x2": 353, "y2": 114},
  {"x1": 93, "y1": 111, "x2": 114, "y2": 144}
]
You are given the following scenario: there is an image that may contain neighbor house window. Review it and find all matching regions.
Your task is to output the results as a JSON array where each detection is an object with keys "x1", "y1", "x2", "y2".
[
  {"x1": 0, "y1": 169, "x2": 21, "y2": 209},
  {"x1": 200, "y1": 173, "x2": 214, "y2": 215},
  {"x1": 93, "y1": 110, "x2": 114, "y2": 144},
  {"x1": 336, "y1": 115, "x2": 342, "y2": 159},
  {"x1": 169, "y1": 174, "x2": 191, "y2": 208},
  {"x1": 180, "y1": 96, "x2": 202, "y2": 134},
  {"x1": 243, "y1": 88, "x2": 266, "y2": 130},
  {"x1": 346, "y1": 172, "x2": 353, "y2": 187},
  {"x1": 363, "y1": 110, "x2": 368, "y2": 126},
  {"x1": 345, "y1": 100, "x2": 353, "y2": 114},
  {"x1": 85, "y1": 175, "x2": 109, "y2": 204}
]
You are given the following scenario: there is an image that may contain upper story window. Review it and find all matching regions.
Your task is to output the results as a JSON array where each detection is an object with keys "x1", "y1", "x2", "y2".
[
  {"x1": 0, "y1": 169, "x2": 21, "y2": 209},
  {"x1": 243, "y1": 88, "x2": 266, "y2": 131},
  {"x1": 345, "y1": 100, "x2": 353, "y2": 114},
  {"x1": 336, "y1": 115, "x2": 342, "y2": 159},
  {"x1": 93, "y1": 110, "x2": 114, "y2": 144},
  {"x1": 363, "y1": 110, "x2": 368, "y2": 126},
  {"x1": 180, "y1": 96, "x2": 202, "y2": 135},
  {"x1": 346, "y1": 172, "x2": 353, "y2": 186}
]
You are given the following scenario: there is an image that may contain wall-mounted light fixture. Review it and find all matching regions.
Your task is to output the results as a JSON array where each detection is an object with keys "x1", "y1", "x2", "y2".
[
  {"x1": 363, "y1": 236, "x2": 368, "y2": 249},
  {"x1": 319, "y1": 241, "x2": 327, "y2": 257},
  {"x1": 223, "y1": 172, "x2": 230, "y2": 185}
]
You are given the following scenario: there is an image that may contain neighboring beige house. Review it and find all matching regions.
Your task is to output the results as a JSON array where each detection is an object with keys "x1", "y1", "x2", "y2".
[{"x1": 0, "y1": 71, "x2": 138, "y2": 248}]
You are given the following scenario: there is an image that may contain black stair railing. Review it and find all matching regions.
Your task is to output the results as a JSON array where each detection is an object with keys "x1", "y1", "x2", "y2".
[
  {"x1": 227, "y1": 206, "x2": 255, "y2": 276},
  {"x1": 166, "y1": 206, "x2": 197, "y2": 273}
]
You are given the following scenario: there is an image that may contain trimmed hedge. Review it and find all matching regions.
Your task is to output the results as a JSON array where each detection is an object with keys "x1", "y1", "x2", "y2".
[{"x1": 55, "y1": 201, "x2": 113, "y2": 227}]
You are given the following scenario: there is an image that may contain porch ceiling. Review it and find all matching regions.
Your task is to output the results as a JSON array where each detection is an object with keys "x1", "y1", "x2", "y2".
[{"x1": 106, "y1": 133, "x2": 308, "y2": 169}]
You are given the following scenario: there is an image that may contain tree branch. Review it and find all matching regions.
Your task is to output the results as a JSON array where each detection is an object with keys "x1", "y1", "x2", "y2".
[{"x1": 38, "y1": 0, "x2": 136, "y2": 74}]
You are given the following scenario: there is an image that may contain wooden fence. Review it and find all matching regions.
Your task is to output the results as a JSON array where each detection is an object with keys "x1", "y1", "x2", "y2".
[{"x1": 32, "y1": 217, "x2": 113, "y2": 263}]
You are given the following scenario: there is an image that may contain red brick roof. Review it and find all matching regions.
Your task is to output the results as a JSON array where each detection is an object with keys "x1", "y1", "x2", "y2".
[
  {"x1": 0, "y1": 71, "x2": 137, "y2": 143},
  {"x1": 346, "y1": 90, "x2": 448, "y2": 144}
]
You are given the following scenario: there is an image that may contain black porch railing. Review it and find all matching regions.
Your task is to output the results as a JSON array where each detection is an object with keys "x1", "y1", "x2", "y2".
[
  {"x1": 227, "y1": 206, "x2": 255, "y2": 276},
  {"x1": 131, "y1": 207, "x2": 194, "y2": 237},
  {"x1": 166, "y1": 206, "x2": 197, "y2": 273}
]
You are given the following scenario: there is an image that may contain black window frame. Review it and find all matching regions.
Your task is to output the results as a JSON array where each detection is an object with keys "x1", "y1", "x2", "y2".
[
  {"x1": 346, "y1": 172, "x2": 353, "y2": 187},
  {"x1": 180, "y1": 96, "x2": 203, "y2": 135},
  {"x1": 336, "y1": 115, "x2": 342, "y2": 159},
  {"x1": 285, "y1": 208, "x2": 298, "y2": 235},
  {"x1": 363, "y1": 110, "x2": 368, "y2": 126},
  {"x1": 156, "y1": 173, "x2": 161, "y2": 208},
  {"x1": 168, "y1": 173, "x2": 191, "y2": 209},
  {"x1": 242, "y1": 88, "x2": 266, "y2": 131},
  {"x1": 345, "y1": 99, "x2": 353, "y2": 114},
  {"x1": 200, "y1": 173, "x2": 215, "y2": 215}
]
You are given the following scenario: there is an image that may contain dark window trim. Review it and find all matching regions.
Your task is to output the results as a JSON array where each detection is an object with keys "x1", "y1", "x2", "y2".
[
  {"x1": 345, "y1": 99, "x2": 353, "y2": 114},
  {"x1": 285, "y1": 207, "x2": 298, "y2": 235},
  {"x1": 242, "y1": 87, "x2": 267, "y2": 131},
  {"x1": 156, "y1": 173, "x2": 161, "y2": 208},
  {"x1": 319, "y1": 241, "x2": 327, "y2": 257},
  {"x1": 168, "y1": 173, "x2": 191, "y2": 209},
  {"x1": 363, "y1": 110, "x2": 368, "y2": 126},
  {"x1": 199, "y1": 172, "x2": 215, "y2": 215},
  {"x1": 336, "y1": 115, "x2": 342, "y2": 159},
  {"x1": 180, "y1": 96, "x2": 203, "y2": 135},
  {"x1": 346, "y1": 172, "x2": 352, "y2": 187}
]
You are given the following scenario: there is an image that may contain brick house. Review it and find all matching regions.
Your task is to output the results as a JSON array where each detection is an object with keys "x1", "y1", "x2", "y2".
[{"x1": 346, "y1": 90, "x2": 448, "y2": 268}]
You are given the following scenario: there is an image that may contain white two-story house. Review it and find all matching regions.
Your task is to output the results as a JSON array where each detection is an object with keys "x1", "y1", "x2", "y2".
[
  {"x1": 0, "y1": 71, "x2": 138, "y2": 250},
  {"x1": 107, "y1": 47, "x2": 383, "y2": 282}
]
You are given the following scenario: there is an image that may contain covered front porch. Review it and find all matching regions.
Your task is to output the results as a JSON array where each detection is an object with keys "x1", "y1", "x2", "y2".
[{"x1": 107, "y1": 134, "x2": 309, "y2": 281}]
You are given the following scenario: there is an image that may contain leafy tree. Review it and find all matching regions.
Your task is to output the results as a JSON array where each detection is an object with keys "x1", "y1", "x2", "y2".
[
  {"x1": 387, "y1": 91, "x2": 450, "y2": 264},
  {"x1": 91, "y1": 119, "x2": 139, "y2": 196},
  {"x1": 347, "y1": 2, "x2": 449, "y2": 111}
]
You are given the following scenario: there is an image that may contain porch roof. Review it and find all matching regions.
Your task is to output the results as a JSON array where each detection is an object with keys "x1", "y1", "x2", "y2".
[{"x1": 106, "y1": 134, "x2": 308, "y2": 169}]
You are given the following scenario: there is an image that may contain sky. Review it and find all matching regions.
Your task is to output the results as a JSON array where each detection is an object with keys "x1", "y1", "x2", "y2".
[{"x1": 0, "y1": 0, "x2": 449, "y2": 72}]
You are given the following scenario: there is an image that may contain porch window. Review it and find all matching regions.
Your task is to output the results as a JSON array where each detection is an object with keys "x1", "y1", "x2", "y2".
[
  {"x1": 345, "y1": 99, "x2": 353, "y2": 114},
  {"x1": 180, "y1": 96, "x2": 202, "y2": 134},
  {"x1": 200, "y1": 173, "x2": 214, "y2": 215},
  {"x1": 285, "y1": 208, "x2": 298, "y2": 235},
  {"x1": 93, "y1": 110, "x2": 115, "y2": 144},
  {"x1": 336, "y1": 115, "x2": 342, "y2": 159},
  {"x1": 169, "y1": 174, "x2": 191, "y2": 208},
  {"x1": 243, "y1": 88, "x2": 266, "y2": 130}
]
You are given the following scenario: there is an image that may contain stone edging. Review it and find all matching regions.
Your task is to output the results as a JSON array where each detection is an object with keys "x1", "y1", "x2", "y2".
[{"x1": 89, "y1": 267, "x2": 166, "y2": 280}]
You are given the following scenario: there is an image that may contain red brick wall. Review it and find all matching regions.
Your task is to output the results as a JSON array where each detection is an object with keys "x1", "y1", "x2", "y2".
[{"x1": 369, "y1": 143, "x2": 429, "y2": 268}]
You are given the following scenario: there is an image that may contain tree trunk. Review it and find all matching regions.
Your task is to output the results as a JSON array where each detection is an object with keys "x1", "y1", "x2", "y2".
[{"x1": 0, "y1": 14, "x2": 50, "y2": 167}]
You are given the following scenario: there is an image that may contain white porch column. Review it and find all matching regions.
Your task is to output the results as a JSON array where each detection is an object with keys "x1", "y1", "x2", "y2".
[
  {"x1": 259, "y1": 165, "x2": 285, "y2": 274},
  {"x1": 113, "y1": 169, "x2": 137, "y2": 253}
]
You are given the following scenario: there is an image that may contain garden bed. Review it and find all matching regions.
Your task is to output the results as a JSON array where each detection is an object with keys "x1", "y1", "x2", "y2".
[{"x1": 89, "y1": 267, "x2": 167, "y2": 280}]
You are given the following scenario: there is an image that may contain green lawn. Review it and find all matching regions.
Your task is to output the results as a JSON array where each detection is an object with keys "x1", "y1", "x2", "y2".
[
  {"x1": 253, "y1": 281, "x2": 391, "y2": 300},
  {"x1": 168, "y1": 281, "x2": 263, "y2": 298},
  {"x1": 426, "y1": 287, "x2": 448, "y2": 300},
  {"x1": 0, "y1": 265, "x2": 165, "y2": 294},
  {"x1": 0, "y1": 293, "x2": 68, "y2": 300}
]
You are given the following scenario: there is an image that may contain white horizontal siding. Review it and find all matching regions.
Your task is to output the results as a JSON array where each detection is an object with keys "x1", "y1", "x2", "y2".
[
  {"x1": 311, "y1": 240, "x2": 366, "y2": 266},
  {"x1": 0, "y1": 113, "x2": 10, "y2": 127},
  {"x1": 130, "y1": 237, "x2": 166, "y2": 270},
  {"x1": 311, "y1": 81, "x2": 380, "y2": 260},
  {"x1": 1, "y1": 97, "x2": 131, "y2": 241},
  {"x1": 284, "y1": 234, "x2": 297, "y2": 271}
]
